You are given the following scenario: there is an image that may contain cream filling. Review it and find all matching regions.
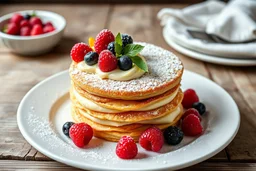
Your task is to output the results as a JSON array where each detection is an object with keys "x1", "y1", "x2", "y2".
[
  {"x1": 73, "y1": 88, "x2": 179, "y2": 113},
  {"x1": 77, "y1": 61, "x2": 145, "y2": 81},
  {"x1": 78, "y1": 106, "x2": 181, "y2": 127}
]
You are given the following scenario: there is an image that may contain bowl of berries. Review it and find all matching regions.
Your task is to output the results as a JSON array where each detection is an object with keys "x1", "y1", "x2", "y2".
[{"x1": 0, "y1": 10, "x2": 66, "y2": 56}]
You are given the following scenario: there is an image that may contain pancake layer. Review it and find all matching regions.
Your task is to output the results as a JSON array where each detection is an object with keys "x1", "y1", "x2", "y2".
[
  {"x1": 72, "y1": 105, "x2": 183, "y2": 142},
  {"x1": 70, "y1": 42, "x2": 183, "y2": 100}
]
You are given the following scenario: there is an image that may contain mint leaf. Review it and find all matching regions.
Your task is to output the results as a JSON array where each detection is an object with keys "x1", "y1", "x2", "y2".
[
  {"x1": 123, "y1": 44, "x2": 144, "y2": 57},
  {"x1": 115, "y1": 33, "x2": 122, "y2": 56},
  {"x1": 130, "y1": 56, "x2": 148, "y2": 72}
]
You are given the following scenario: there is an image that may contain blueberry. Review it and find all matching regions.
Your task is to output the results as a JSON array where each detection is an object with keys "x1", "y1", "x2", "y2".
[
  {"x1": 121, "y1": 34, "x2": 133, "y2": 47},
  {"x1": 62, "y1": 122, "x2": 74, "y2": 138},
  {"x1": 84, "y1": 51, "x2": 99, "y2": 66},
  {"x1": 118, "y1": 56, "x2": 133, "y2": 71},
  {"x1": 163, "y1": 126, "x2": 183, "y2": 145},
  {"x1": 107, "y1": 41, "x2": 115, "y2": 55},
  {"x1": 192, "y1": 102, "x2": 206, "y2": 115},
  {"x1": 24, "y1": 14, "x2": 31, "y2": 20}
]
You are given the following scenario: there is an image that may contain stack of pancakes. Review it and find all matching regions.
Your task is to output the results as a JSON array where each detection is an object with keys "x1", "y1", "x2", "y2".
[{"x1": 69, "y1": 43, "x2": 184, "y2": 142}]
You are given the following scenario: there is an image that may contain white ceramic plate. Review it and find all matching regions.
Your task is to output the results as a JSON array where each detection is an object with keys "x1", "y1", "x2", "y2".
[
  {"x1": 163, "y1": 27, "x2": 256, "y2": 66},
  {"x1": 17, "y1": 70, "x2": 240, "y2": 171}
]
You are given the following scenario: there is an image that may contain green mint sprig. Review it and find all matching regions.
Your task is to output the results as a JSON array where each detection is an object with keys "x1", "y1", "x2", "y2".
[
  {"x1": 115, "y1": 33, "x2": 123, "y2": 57},
  {"x1": 114, "y1": 32, "x2": 148, "y2": 72}
]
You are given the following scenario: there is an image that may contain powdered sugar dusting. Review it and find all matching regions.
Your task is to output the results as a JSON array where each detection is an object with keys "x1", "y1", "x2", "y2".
[
  {"x1": 70, "y1": 42, "x2": 183, "y2": 92},
  {"x1": 26, "y1": 112, "x2": 117, "y2": 164}
]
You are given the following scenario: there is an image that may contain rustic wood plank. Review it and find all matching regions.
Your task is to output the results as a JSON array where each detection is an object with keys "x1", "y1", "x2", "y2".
[
  {"x1": 35, "y1": 151, "x2": 52, "y2": 161},
  {"x1": 182, "y1": 162, "x2": 256, "y2": 171},
  {"x1": 230, "y1": 68, "x2": 256, "y2": 114},
  {"x1": 0, "y1": 4, "x2": 110, "y2": 160},
  {"x1": 227, "y1": 91, "x2": 256, "y2": 161},
  {"x1": 0, "y1": 161, "x2": 256, "y2": 171},
  {"x1": 24, "y1": 147, "x2": 37, "y2": 161},
  {"x1": 3, "y1": 0, "x2": 204, "y2": 4},
  {"x1": 206, "y1": 63, "x2": 256, "y2": 161},
  {"x1": 0, "y1": 143, "x2": 31, "y2": 160}
]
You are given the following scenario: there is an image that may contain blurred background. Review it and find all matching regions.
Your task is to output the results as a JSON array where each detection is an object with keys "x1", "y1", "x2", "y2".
[{"x1": 1, "y1": 0, "x2": 228, "y2": 4}]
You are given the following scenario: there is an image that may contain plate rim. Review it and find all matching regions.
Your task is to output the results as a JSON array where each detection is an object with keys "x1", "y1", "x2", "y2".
[
  {"x1": 163, "y1": 27, "x2": 256, "y2": 66},
  {"x1": 17, "y1": 70, "x2": 240, "y2": 171}
]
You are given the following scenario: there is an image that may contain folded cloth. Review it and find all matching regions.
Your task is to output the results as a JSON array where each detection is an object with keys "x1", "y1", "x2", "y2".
[
  {"x1": 158, "y1": 0, "x2": 256, "y2": 42},
  {"x1": 158, "y1": 0, "x2": 256, "y2": 58}
]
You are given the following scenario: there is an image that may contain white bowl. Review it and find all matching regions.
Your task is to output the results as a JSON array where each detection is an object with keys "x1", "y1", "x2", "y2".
[{"x1": 0, "y1": 10, "x2": 66, "y2": 56}]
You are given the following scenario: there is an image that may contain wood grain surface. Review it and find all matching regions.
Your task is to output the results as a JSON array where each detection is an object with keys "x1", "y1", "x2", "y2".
[{"x1": 0, "y1": 3, "x2": 255, "y2": 171}]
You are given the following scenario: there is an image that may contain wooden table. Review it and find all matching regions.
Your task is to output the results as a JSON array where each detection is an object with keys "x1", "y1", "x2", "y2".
[{"x1": 0, "y1": 3, "x2": 255, "y2": 171}]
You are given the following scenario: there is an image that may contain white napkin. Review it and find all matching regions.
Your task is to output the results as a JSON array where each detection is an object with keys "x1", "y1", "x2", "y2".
[
  {"x1": 158, "y1": 0, "x2": 256, "y2": 42},
  {"x1": 157, "y1": 0, "x2": 256, "y2": 58}
]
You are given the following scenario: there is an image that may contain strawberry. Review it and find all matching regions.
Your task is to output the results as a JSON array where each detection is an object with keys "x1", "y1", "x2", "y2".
[
  {"x1": 44, "y1": 21, "x2": 53, "y2": 27},
  {"x1": 20, "y1": 26, "x2": 31, "y2": 36},
  {"x1": 69, "y1": 123, "x2": 93, "y2": 148},
  {"x1": 98, "y1": 50, "x2": 117, "y2": 72},
  {"x1": 6, "y1": 23, "x2": 19, "y2": 35},
  {"x1": 20, "y1": 20, "x2": 30, "y2": 28},
  {"x1": 94, "y1": 29, "x2": 115, "y2": 54},
  {"x1": 70, "y1": 43, "x2": 93, "y2": 63},
  {"x1": 29, "y1": 17, "x2": 43, "y2": 26},
  {"x1": 116, "y1": 136, "x2": 138, "y2": 159},
  {"x1": 43, "y1": 25, "x2": 55, "y2": 33},
  {"x1": 10, "y1": 13, "x2": 24, "y2": 25},
  {"x1": 30, "y1": 24, "x2": 43, "y2": 36}
]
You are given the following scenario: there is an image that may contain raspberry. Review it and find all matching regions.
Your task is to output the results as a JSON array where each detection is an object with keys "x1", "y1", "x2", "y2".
[
  {"x1": 182, "y1": 89, "x2": 199, "y2": 109},
  {"x1": 20, "y1": 20, "x2": 30, "y2": 28},
  {"x1": 6, "y1": 23, "x2": 19, "y2": 35},
  {"x1": 69, "y1": 123, "x2": 93, "y2": 148},
  {"x1": 43, "y1": 25, "x2": 55, "y2": 33},
  {"x1": 182, "y1": 108, "x2": 201, "y2": 121},
  {"x1": 10, "y1": 13, "x2": 24, "y2": 25},
  {"x1": 116, "y1": 136, "x2": 138, "y2": 159},
  {"x1": 30, "y1": 24, "x2": 43, "y2": 36},
  {"x1": 139, "y1": 126, "x2": 164, "y2": 152},
  {"x1": 29, "y1": 17, "x2": 43, "y2": 26},
  {"x1": 94, "y1": 29, "x2": 115, "y2": 54},
  {"x1": 20, "y1": 26, "x2": 31, "y2": 36},
  {"x1": 98, "y1": 50, "x2": 117, "y2": 72},
  {"x1": 70, "y1": 43, "x2": 93, "y2": 63},
  {"x1": 182, "y1": 114, "x2": 203, "y2": 136}
]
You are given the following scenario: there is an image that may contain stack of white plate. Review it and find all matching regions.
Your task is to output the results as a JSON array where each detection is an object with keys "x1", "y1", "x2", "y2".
[{"x1": 162, "y1": 18, "x2": 256, "y2": 66}]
